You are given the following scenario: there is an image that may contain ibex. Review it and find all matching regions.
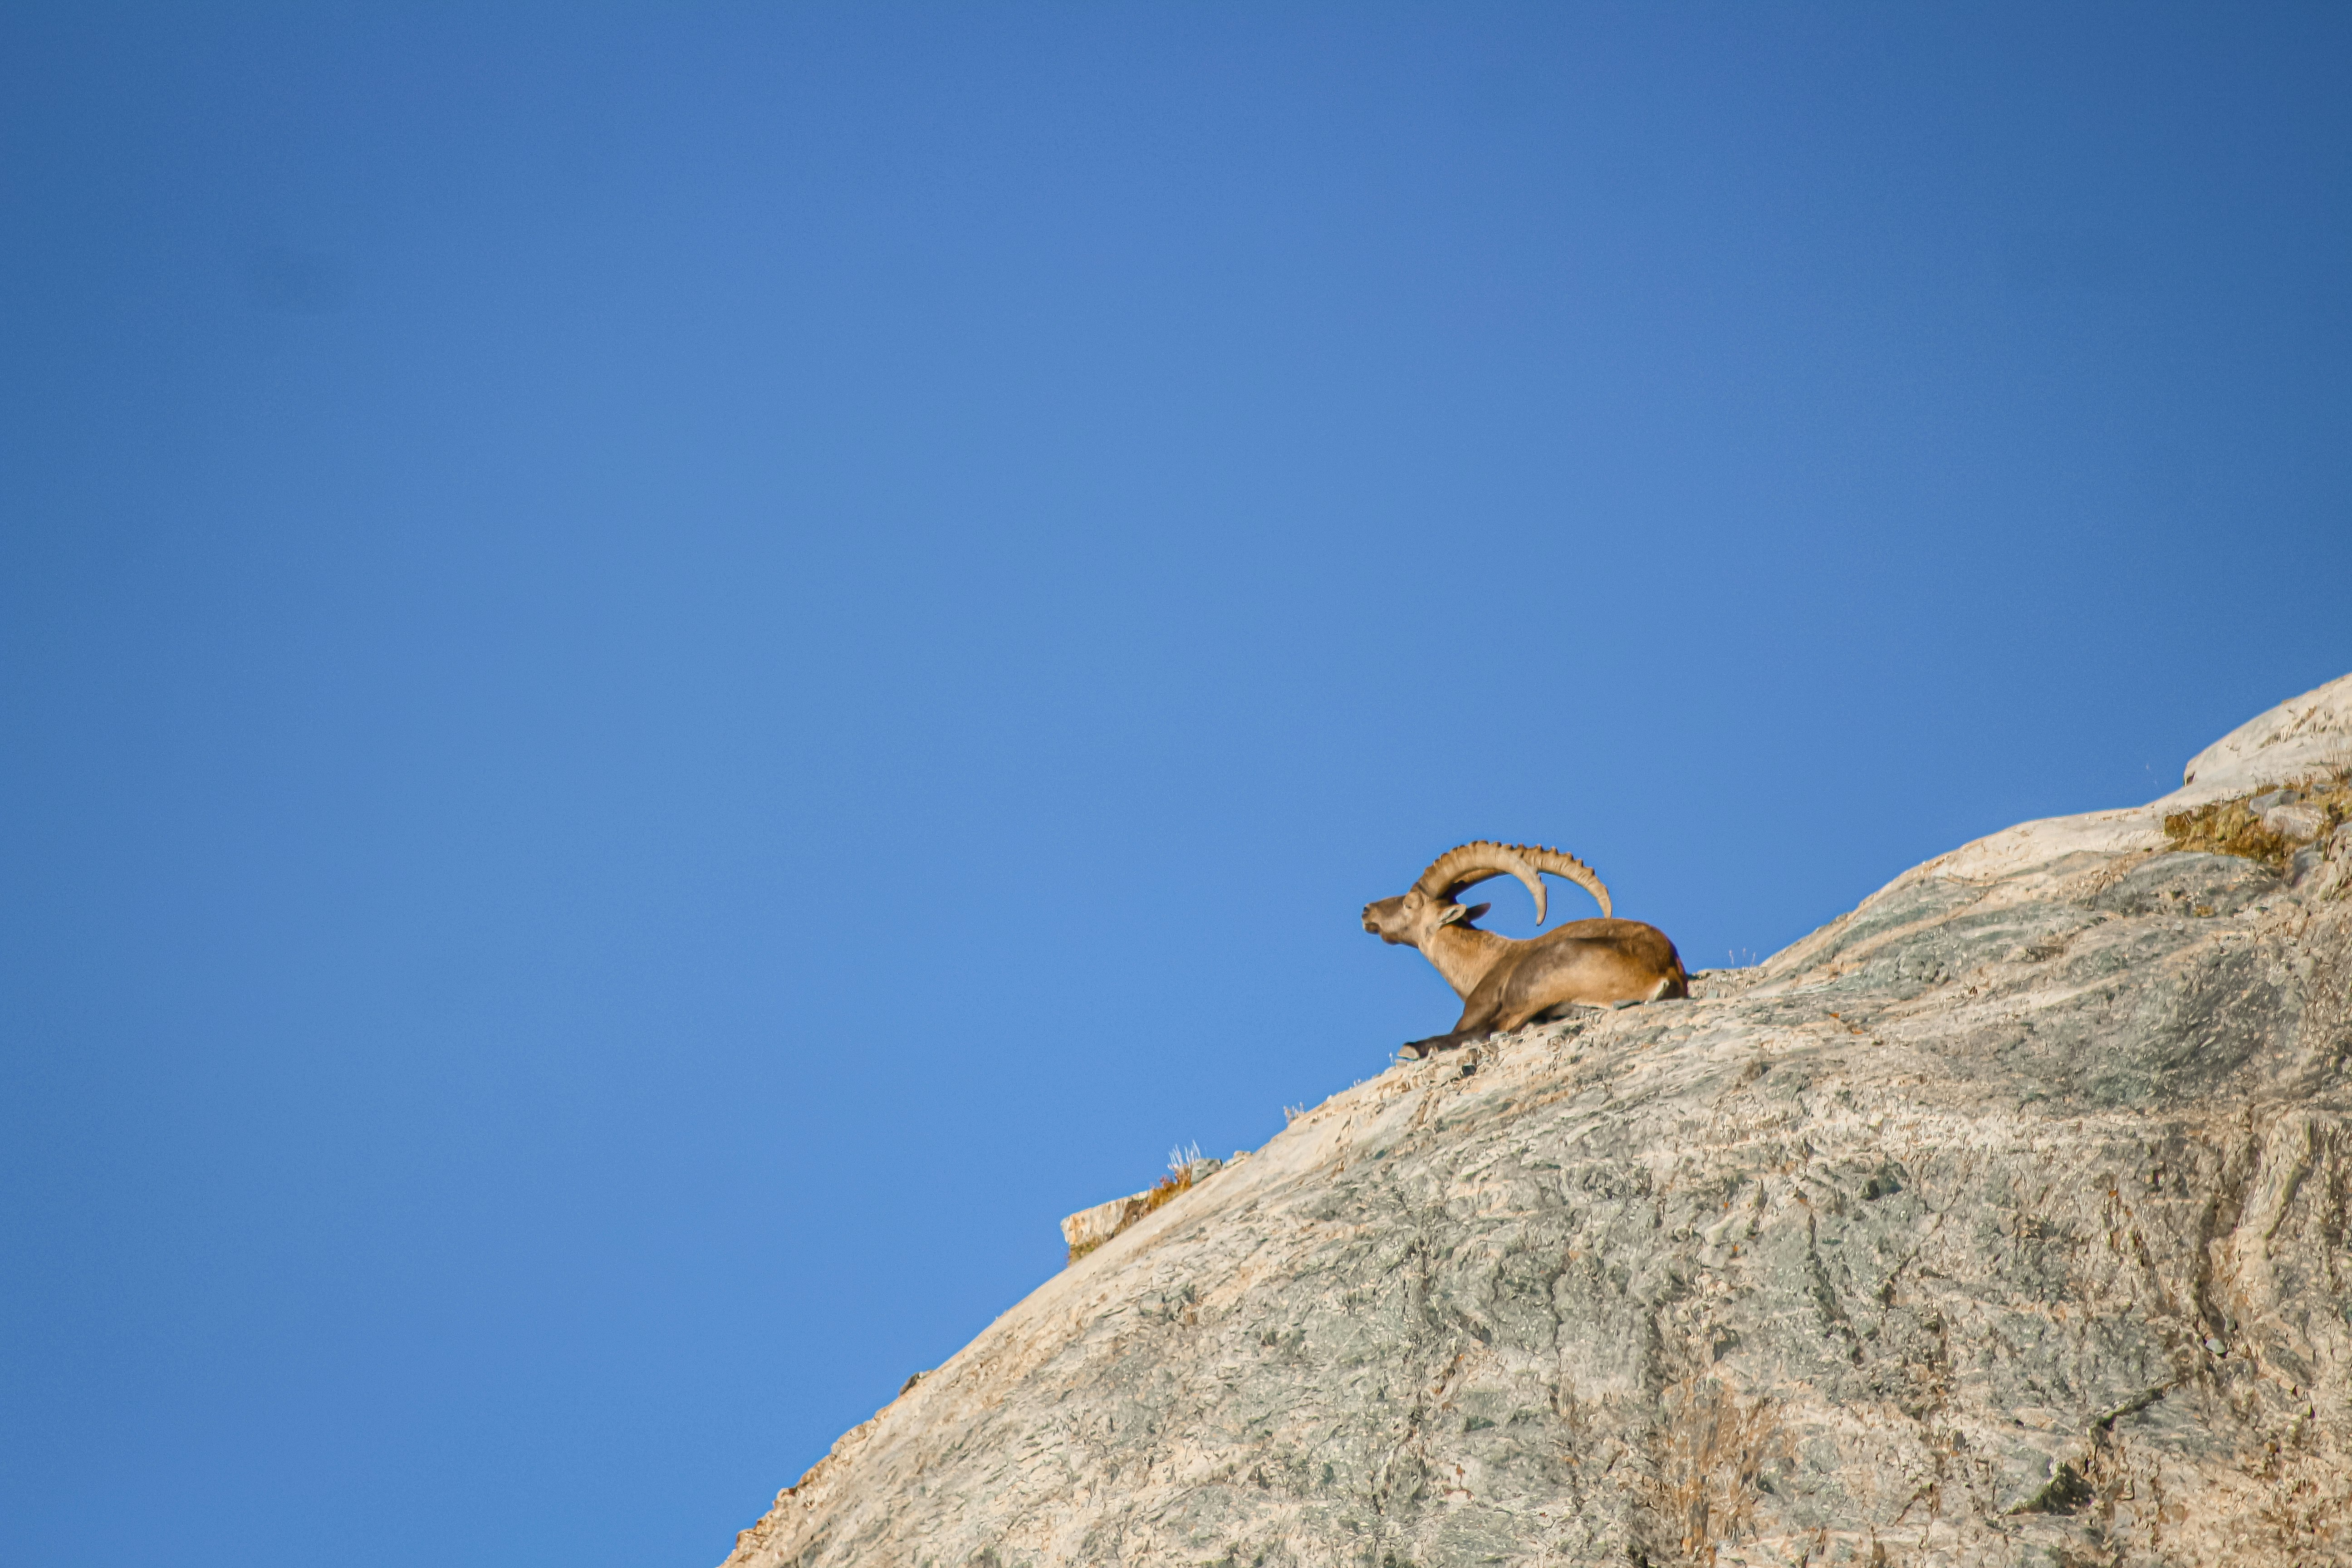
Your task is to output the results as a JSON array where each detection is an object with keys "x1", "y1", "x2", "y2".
[{"x1": 1363, "y1": 840, "x2": 1688, "y2": 1057}]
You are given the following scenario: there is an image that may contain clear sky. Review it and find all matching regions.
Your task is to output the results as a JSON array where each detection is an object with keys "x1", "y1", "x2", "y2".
[{"x1": 3, "y1": 5, "x2": 2346, "y2": 1564}]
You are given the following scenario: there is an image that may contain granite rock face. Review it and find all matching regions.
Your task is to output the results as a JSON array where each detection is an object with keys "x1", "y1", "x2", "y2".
[{"x1": 725, "y1": 676, "x2": 2352, "y2": 1568}]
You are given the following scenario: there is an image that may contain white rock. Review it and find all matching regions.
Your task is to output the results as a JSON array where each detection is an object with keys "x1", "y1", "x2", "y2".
[
  {"x1": 2181, "y1": 670, "x2": 2352, "y2": 793},
  {"x1": 1894, "y1": 671, "x2": 2352, "y2": 888}
]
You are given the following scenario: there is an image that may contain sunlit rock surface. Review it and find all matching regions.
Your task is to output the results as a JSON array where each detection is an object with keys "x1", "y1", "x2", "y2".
[{"x1": 724, "y1": 675, "x2": 2352, "y2": 1568}]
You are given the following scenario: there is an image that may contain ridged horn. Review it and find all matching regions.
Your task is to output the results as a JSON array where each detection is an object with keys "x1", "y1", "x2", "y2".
[
  {"x1": 1415, "y1": 841, "x2": 1550, "y2": 926},
  {"x1": 1506, "y1": 843, "x2": 1613, "y2": 920}
]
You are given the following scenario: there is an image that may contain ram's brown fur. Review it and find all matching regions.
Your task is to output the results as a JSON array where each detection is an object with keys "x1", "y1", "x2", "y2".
[{"x1": 1362, "y1": 839, "x2": 1688, "y2": 1057}]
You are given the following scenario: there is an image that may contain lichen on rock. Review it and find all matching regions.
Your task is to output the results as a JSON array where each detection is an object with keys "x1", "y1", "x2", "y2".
[{"x1": 722, "y1": 674, "x2": 2352, "y2": 1568}]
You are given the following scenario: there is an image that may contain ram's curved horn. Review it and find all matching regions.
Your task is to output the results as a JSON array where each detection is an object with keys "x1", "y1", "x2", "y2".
[
  {"x1": 1415, "y1": 842, "x2": 1549, "y2": 926},
  {"x1": 1505, "y1": 843, "x2": 1613, "y2": 920}
]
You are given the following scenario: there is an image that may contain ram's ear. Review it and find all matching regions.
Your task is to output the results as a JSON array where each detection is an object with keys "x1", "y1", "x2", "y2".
[{"x1": 1439, "y1": 902, "x2": 1491, "y2": 927}]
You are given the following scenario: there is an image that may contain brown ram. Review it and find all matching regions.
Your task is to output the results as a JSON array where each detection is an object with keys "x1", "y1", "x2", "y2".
[{"x1": 1362, "y1": 840, "x2": 1688, "y2": 1057}]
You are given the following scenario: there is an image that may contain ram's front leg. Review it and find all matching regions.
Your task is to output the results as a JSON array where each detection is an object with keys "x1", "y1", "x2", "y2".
[{"x1": 1402, "y1": 997, "x2": 1503, "y2": 1058}]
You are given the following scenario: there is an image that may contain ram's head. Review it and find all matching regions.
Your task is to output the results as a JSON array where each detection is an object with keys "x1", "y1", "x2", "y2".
[
  {"x1": 1361, "y1": 841, "x2": 1612, "y2": 947},
  {"x1": 1361, "y1": 887, "x2": 1487, "y2": 946}
]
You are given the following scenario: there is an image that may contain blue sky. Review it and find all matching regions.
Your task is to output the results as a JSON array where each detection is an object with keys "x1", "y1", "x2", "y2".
[{"x1": 3, "y1": 5, "x2": 2347, "y2": 1564}]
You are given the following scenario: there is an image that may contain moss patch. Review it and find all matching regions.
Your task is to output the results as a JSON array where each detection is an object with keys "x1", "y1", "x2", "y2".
[{"x1": 2162, "y1": 770, "x2": 2350, "y2": 873}]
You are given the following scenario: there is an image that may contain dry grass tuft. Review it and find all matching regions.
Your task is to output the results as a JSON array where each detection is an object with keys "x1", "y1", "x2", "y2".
[{"x1": 1063, "y1": 1150, "x2": 1210, "y2": 1266}]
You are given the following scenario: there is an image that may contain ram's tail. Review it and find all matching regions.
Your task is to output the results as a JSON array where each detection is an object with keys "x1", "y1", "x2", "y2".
[{"x1": 1647, "y1": 949, "x2": 1690, "y2": 1001}]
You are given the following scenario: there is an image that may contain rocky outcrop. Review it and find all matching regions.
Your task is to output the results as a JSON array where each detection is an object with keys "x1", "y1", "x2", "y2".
[
  {"x1": 724, "y1": 675, "x2": 2352, "y2": 1568},
  {"x1": 1061, "y1": 1156, "x2": 1248, "y2": 1264}
]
